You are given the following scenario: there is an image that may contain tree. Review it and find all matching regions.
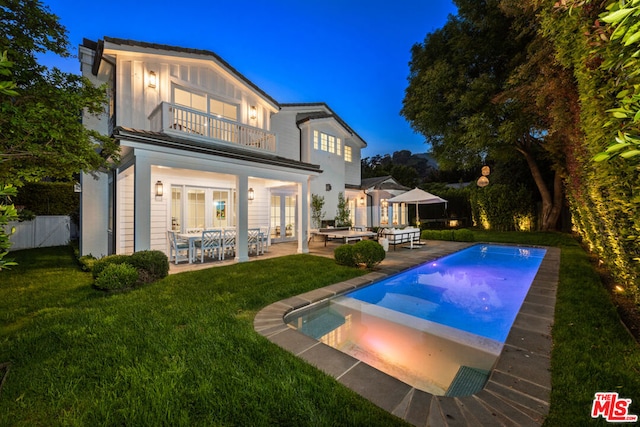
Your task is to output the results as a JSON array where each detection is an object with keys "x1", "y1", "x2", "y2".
[
  {"x1": 0, "y1": 51, "x2": 18, "y2": 270},
  {"x1": 402, "y1": 0, "x2": 574, "y2": 230},
  {"x1": 335, "y1": 192, "x2": 351, "y2": 227},
  {"x1": 0, "y1": 1, "x2": 119, "y2": 185},
  {"x1": 310, "y1": 194, "x2": 325, "y2": 229}
]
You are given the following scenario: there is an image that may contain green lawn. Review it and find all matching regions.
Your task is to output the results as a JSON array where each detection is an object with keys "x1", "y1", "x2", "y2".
[{"x1": 1, "y1": 233, "x2": 639, "y2": 426}]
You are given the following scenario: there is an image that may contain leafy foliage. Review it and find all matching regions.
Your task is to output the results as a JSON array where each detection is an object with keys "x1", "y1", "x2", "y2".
[
  {"x1": 0, "y1": 1, "x2": 119, "y2": 185},
  {"x1": 402, "y1": 0, "x2": 573, "y2": 231},
  {"x1": 334, "y1": 244, "x2": 357, "y2": 267},
  {"x1": 91, "y1": 251, "x2": 169, "y2": 288},
  {"x1": 469, "y1": 184, "x2": 536, "y2": 231},
  {"x1": 0, "y1": 184, "x2": 18, "y2": 270},
  {"x1": 421, "y1": 228, "x2": 475, "y2": 242},
  {"x1": 13, "y1": 182, "x2": 79, "y2": 216},
  {"x1": 94, "y1": 262, "x2": 139, "y2": 291},
  {"x1": 593, "y1": 0, "x2": 640, "y2": 162},
  {"x1": 538, "y1": 0, "x2": 640, "y2": 301},
  {"x1": 334, "y1": 240, "x2": 386, "y2": 268},
  {"x1": 334, "y1": 192, "x2": 351, "y2": 227},
  {"x1": 310, "y1": 194, "x2": 325, "y2": 229}
]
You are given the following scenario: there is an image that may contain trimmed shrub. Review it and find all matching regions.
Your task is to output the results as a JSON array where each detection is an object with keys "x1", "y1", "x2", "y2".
[
  {"x1": 92, "y1": 254, "x2": 132, "y2": 279},
  {"x1": 353, "y1": 240, "x2": 385, "y2": 268},
  {"x1": 453, "y1": 229, "x2": 475, "y2": 242},
  {"x1": 94, "y1": 263, "x2": 139, "y2": 291},
  {"x1": 334, "y1": 240, "x2": 386, "y2": 268},
  {"x1": 128, "y1": 250, "x2": 169, "y2": 283},
  {"x1": 334, "y1": 244, "x2": 357, "y2": 267},
  {"x1": 78, "y1": 254, "x2": 97, "y2": 272},
  {"x1": 421, "y1": 229, "x2": 475, "y2": 242}
]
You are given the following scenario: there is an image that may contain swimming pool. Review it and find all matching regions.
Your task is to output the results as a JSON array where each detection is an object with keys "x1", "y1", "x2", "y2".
[{"x1": 285, "y1": 244, "x2": 547, "y2": 395}]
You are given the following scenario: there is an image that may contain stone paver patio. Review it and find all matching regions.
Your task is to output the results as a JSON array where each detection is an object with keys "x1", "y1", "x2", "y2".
[{"x1": 254, "y1": 240, "x2": 560, "y2": 426}]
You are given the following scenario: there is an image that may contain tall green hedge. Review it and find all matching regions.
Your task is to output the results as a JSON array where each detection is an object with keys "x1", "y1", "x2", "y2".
[
  {"x1": 538, "y1": 0, "x2": 640, "y2": 302},
  {"x1": 14, "y1": 182, "x2": 79, "y2": 216},
  {"x1": 469, "y1": 184, "x2": 535, "y2": 232}
]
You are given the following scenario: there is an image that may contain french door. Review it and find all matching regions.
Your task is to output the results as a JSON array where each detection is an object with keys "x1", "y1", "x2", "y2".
[
  {"x1": 270, "y1": 192, "x2": 297, "y2": 243},
  {"x1": 171, "y1": 186, "x2": 234, "y2": 231}
]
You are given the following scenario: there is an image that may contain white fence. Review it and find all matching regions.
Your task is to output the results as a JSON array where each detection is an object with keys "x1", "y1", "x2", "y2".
[{"x1": 6, "y1": 216, "x2": 71, "y2": 250}]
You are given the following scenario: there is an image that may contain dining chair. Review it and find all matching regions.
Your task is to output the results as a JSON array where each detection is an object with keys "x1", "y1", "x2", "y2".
[
  {"x1": 168, "y1": 230, "x2": 189, "y2": 264},
  {"x1": 248, "y1": 228, "x2": 260, "y2": 255},
  {"x1": 222, "y1": 229, "x2": 236, "y2": 259},
  {"x1": 195, "y1": 229, "x2": 223, "y2": 262},
  {"x1": 259, "y1": 226, "x2": 270, "y2": 254}
]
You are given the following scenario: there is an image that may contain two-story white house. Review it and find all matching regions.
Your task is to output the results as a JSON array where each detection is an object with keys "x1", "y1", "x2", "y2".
[{"x1": 78, "y1": 37, "x2": 371, "y2": 260}]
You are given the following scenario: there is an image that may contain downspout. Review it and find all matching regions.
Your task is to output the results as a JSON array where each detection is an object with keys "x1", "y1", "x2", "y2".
[{"x1": 366, "y1": 191, "x2": 373, "y2": 228}]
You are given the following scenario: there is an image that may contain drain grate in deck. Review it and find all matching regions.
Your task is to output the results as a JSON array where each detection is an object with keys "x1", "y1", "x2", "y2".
[{"x1": 445, "y1": 366, "x2": 489, "y2": 397}]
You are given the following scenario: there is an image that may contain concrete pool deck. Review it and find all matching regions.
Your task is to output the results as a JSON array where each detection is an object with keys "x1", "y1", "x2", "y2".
[{"x1": 254, "y1": 241, "x2": 560, "y2": 426}]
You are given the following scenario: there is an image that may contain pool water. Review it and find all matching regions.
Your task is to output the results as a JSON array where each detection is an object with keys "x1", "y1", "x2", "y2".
[{"x1": 285, "y1": 244, "x2": 547, "y2": 395}]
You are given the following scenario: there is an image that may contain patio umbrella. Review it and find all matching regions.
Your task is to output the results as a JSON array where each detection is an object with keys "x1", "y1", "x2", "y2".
[{"x1": 387, "y1": 187, "x2": 448, "y2": 225}]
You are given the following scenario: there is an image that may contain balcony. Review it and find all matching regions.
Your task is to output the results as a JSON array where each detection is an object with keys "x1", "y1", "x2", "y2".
[{"x1": 149, "y1": 102, "x2": 276, "y2": 152}]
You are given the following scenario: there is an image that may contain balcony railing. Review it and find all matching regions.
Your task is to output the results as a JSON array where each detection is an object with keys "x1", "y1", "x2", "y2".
[{"x1": 149, "y1": 102, "x2": 276, "y2": 152}]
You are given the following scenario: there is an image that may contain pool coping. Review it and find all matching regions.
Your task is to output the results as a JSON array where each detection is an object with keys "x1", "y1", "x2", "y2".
[{"x1": 254, "y1": 242, "x2": 560, "y2": 426}]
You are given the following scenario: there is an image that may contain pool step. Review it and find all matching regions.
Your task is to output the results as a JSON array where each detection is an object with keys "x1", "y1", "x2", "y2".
[{"x1": 445, "y1": 366, "x2": 489, "y2": 397}]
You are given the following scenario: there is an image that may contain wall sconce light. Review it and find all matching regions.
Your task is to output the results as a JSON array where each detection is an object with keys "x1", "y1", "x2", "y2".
[
  {"x1": 359, "y1": 196, "x2": 365, "y2": 206},
  {"x1": 325, "y1": 183, "x2": 332, "y2": 191},
  {"x1": 248, "y1": 187, "x2": 255, "y2": 201},
  {"x1": 249, "y1": 105, "x2": 257, "y2": 120},
  {"x1": 148, "y1": 71, "x2": 157, "y2": 88},
  {"x1": 155, "y1": 180, "x2": 163, "y2": 197}
]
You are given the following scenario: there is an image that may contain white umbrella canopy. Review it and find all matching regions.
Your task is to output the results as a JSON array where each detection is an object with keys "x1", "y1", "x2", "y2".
[{"x1": 387, "y1": 188, "x2": 448, "y2": 225}]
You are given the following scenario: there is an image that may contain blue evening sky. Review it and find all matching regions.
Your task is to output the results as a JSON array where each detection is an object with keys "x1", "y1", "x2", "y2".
[{"x1": 40, "y1": 0, "x2": 457, "y2": 157}]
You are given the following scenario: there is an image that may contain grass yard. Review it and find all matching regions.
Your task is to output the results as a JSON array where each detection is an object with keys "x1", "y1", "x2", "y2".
[
  {"x1": 0, "y1": 248, "x2": 405, "y2": 426},
  {"x1": 1, "y1": 232, "x2": 639, "y2": 426}
]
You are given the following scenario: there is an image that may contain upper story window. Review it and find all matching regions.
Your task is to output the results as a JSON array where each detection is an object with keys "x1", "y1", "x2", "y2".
[
  {"x1": 313, "y1": 130, "x2": 342, "y2": 156},
  {"x1": 173, "y1": 86, "x2": 238, "y2": 121},
  {"x1": 344, "y1": 146, "x2": 352, "y2": 162}
]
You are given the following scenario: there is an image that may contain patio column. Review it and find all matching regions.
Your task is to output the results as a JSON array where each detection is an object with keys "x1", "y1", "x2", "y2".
[
  {"x1": 297, "y1": 179, "x2": 309, "y2": 254},
  {"x1": 133, "y1": 154, "x2": 152, "y2": 252},
  {"x1": 235, "y1": 174, "x2": 249, "y2": 262}
]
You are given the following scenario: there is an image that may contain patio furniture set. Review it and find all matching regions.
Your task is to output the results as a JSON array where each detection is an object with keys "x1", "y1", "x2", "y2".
[
  {"x1": 168, "y1": 228, "x2": 268, "y2": 265},
  {"x1": 309, "y1": 226, "x2": 423, "y2": 251}
]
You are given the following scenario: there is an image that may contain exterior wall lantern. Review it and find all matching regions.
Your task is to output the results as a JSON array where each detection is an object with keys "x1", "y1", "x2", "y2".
[
  {"x1": 148, "y1": 71, "x2": 157, "y2": 88},
  {"x1": 248, "y1": 187, "x2": 255, "y2": 201},
  {"x1": 155, "y1": 180, "x2": 163, "y2": 197},
  {"x1": 359, "y1": 196, "x2": 365, "y2": 206},
  {"x1": 249, "y1": 105, "x2": 257, "y2": 120},
  {"x1": 325, "y1": 184, "x2": 332, "y2": 191}
]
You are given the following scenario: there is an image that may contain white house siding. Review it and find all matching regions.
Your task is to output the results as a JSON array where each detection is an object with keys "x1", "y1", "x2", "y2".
[
  {"x1": 344, "y1": 139, "x2": 362, "y2": 186},
  {"x1": 117, "y1": 168, "x2": 135, "y2": 255},
  {"x1": 108, "y1": 49, "x2": 276, "y2": 133},
  {"x1": 150, "y1": 196, "x2": 167, "y2": 252},
  {"x1": 308, "y1": 124, "x2": 350, "y2": 220},
  {"x1": 79, "y1": 171, "x2": 109, "y2": 258},
  {"x1": 271, "y1": 109, "x2": 301, "y2": 161}
]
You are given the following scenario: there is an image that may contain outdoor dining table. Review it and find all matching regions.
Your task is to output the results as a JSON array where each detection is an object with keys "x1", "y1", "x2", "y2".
[
  {"x1": 177, "y1": 232, "x2": 203, "y2": 263},
  {"x1": 176, "y1": 228, "x2": 264, "y2": 264}
]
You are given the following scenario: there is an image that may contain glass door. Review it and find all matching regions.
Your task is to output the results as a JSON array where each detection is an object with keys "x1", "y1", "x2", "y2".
[
  {"x1": 270, "y1": 192, "x2": 297, "y2": 242},
  {"x1": 211, "y1": 190, "x2": 230, "y2": 228}
]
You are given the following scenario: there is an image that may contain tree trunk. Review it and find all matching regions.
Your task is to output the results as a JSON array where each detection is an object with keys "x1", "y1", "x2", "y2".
[{"x1": 518, "y1": 147, "x2": 562, "y2": 231}]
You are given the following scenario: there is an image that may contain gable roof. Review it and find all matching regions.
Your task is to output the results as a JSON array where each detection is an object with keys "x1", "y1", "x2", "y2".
[
  {"x1": 283, "y1": 103, "x2": 367, "y2": 147},
  {"x1": 361, "y1": 176, "x2": 410, "y2": 191},
  {"x1": 84, "y1": 37, "x2": 280, "y2": 108}
]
